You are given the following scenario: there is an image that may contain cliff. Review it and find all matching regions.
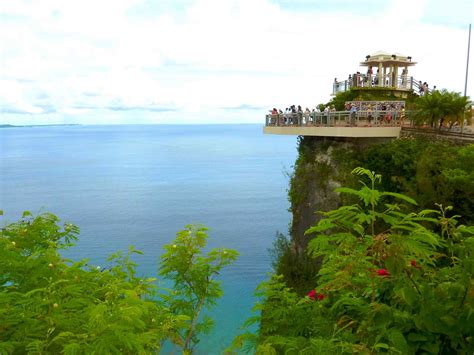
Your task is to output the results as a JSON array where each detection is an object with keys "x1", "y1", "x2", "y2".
[{"x1": 285, "y1": 136, "x2": 474, "y2": 291}]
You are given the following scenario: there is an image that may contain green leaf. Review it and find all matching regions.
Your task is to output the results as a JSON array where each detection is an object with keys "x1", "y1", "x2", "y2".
[
  {"x1": 388, "y1": 328, "x2": 408, "y2": 353},
  {"x1": 374, "y1": 343, "x2": 390, "y2": 350},
  {"x1": 400, "y1": 287, "x2": 418, "y2": 307},
  {"x1": 381, "y1": 192, "x2": 418, "y2": 205}
]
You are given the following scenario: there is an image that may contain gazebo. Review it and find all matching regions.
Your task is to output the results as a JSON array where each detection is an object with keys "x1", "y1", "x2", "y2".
[
  {"x1": 333, "y1": 51, "x2": 419, "y2": 96},
  {"x1": 361, "y1": 51, "x2": 417, "y2": 89}
]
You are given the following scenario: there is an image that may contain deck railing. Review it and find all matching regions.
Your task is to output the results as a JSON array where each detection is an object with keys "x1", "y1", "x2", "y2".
[
  {"x1": 265, "y1": 110, "x2": 412, "y2": 127},
  {"x1": 333, "y1": 75, "x2": 415, "y2": 95}
]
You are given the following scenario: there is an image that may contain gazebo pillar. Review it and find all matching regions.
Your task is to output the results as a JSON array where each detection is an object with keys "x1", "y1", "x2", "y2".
[
  {"x1": 383, "y1": 66, "x2": 387, "y2": 87},
  {"x1": 378, "y1": 62, "x2": 383, "y2": 87},
  {"x1": 394, "y1": 65, "x2": 399, "y2": 88},
  {"x1": 389, "y1": 65, "x2": 393, "y2": 86}
]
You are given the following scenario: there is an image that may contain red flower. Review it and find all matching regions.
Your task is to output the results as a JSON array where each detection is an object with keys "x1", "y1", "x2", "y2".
[
  {"x1": 377, "y1": 269, "x2": 390, "y2": 277},
  {"x1": 317, "y1": 294, "x2": 325, "y2": 301},
  {"x1": 307, "y1": 289, "x2": 316, "y2": 300},
  {"x1": 410, "y1": 259, "x2": 417, "y2": 267}
]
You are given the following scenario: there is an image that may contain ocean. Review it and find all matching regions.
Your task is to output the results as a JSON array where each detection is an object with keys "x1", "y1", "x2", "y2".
[{"x1": 0, "y1": 124, "x2": 298, "y2": 353}]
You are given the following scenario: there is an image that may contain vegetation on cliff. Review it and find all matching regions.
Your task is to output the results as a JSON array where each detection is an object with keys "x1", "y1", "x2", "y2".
[
  {"x1": 233, "y1": 168, "x2": 474, "y2": 354},
  {"x1": 278, "y1": 137, "x2": 474, "y2": 294}
]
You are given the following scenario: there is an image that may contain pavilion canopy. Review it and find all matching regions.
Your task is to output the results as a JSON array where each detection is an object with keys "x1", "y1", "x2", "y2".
[{"x1": 360, "y1": 50, "x2": 417, "y2": 67}]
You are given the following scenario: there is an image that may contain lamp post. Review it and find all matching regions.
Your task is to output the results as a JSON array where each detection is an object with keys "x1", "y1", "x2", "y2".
[{"x1": 462, "y1": 24, "x2": 471, "y2": 135}]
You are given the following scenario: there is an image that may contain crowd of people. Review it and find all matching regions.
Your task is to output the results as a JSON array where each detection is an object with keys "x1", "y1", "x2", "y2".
[
  {"x1": 268, "y1": 100, "x2": 407, "y2": 127},
  {"x1": 418, "y1": 81, "x2": 431, "y2": 95},
  {"x1": 269, "y1": 104, "x2": 337, "y2": 125},
  {"x1": 334, "y1": 67, "x2": 412, "y2": 93}
]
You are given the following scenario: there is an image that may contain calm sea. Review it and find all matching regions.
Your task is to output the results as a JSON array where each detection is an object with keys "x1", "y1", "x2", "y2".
[{"x1": 0, "y1": 124, "x2": 297, "y2": 353}]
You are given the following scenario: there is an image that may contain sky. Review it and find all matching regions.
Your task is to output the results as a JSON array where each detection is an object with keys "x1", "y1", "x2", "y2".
[{"x1": 0, "y1": 0, "x2": 473, "y2": 125}]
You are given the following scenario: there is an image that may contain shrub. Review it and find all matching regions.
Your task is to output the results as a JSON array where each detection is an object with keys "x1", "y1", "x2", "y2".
[{"x1": 233, "y1": 168, "x2": 474, "y2": 354}]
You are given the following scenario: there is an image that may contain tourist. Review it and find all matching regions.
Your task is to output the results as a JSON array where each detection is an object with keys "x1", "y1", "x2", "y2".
[
  {"x1": 323, "y1": 106, "x2": 329, "y2": 125},
  {"x1": 304, "y1": 107, "x2": 311, "y2": 125},
  {"x1": 297, "y1": 105, "x2": 303, "y2": 125},
  {"x1": 400, "y1": 107, "x2": 406, "y2": 126},
  {"x1": 367, "y1": 104, "x2": 373, "y2": 126},
  {"x1": 350, "y1": 105, "x2": 357, "y2": 126}
]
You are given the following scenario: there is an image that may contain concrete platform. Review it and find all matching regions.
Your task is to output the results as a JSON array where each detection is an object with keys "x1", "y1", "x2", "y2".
[{"x1": 263, "y1": 125, "x2": 402, "y2": 137}]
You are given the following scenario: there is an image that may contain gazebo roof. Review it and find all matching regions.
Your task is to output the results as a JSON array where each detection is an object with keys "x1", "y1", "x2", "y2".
[{"x1": 360, "y1": 50, "x2": 417, "y2": 67}]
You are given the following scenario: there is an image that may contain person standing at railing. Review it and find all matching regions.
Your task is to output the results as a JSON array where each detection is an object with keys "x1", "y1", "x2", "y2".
[
  {"x1": 297, "y1": 105, "x2": 303, "y2": 126},
  {"x1": 269, "y1": 108, "x2": 277, "y2": 125},
  {"x1": 367, "y1": 104, "x2": 373, "y2": 126},
  {"x1": 313, "y1": 106, "x2": 321, "y2": 125},
  {"x1": 350, "y1": 105, "x2": 357, "y2": 126},
  {"x1": 400, "y1": 107, "x2": 406, "y2": 126},
  {"x1": 367, "y1": 66, "x2": 373, "y2": 87},
  {"x1": 418, "y1": 81, "x2": 424, "y2": 95},
  {"x1": 374, "y1": 69, "x2": 379, "y2": 86},
  {"x1": 304, "y1": 107, "x2": 311, "y2": 125},
  {"x1": 384, "y1": 110, "x2": 392, "y2": 125},
  {"x1": 323, "y1": 106, "x2": 329, "y2": 125}
]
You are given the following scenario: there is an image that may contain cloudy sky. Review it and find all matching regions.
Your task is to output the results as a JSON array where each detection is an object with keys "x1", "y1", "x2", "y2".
[{"x1": 0, "y1": 0, "x2": 472, "y2": 125}]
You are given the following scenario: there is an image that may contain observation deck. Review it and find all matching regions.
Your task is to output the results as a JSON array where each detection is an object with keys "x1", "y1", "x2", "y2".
[
  {"x1": 264, "y1": 51, "x2": 422, "y2": 138},
  {"x1": 263, "y1": 110, "x2": 406, "y2": 137}
]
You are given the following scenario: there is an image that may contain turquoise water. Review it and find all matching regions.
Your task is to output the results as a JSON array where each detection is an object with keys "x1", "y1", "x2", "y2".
[{"x1": 0, "y1": 124, "x2": 297, "y2": 353}]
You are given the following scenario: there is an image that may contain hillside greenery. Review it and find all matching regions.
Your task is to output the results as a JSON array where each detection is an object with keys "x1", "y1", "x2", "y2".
[{"x1": 232, "y1": 168, "x2": 474, "y2": 354}]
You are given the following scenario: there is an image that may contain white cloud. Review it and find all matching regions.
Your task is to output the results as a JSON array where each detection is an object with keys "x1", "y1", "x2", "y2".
[{"x1": 0, "y1": 0, "x2": 472, "y2": 125}]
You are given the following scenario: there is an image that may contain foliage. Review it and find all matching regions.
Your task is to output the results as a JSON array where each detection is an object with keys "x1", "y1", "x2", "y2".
[
  {"x1": 0, "y1": 211, "x2": 180, "y2": 354},
  {"x1": 327, "y1": 90, "x2": 359, "y2": 111},
  {"x1": 362, "y1": 139, "x2": 474, "y2": 226},
  {"x1": 268, "y1": 232, "x2": 321, "y2": 295},
  {"x1": 159, "y1": 225, "x2": 238, "y2": 354},
  {"x1": 413, "y1": 90, "x2": 471, "y2": 129},
  {"x1": 233, "y1": 168, "x2": 474, "y2": 354},
  {"x1": 0, "y1": 212, "x2": 237, "y2": 354}
]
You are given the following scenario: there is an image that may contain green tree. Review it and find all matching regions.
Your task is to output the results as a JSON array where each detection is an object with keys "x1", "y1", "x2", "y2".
[
  {"x1": 0, "y1": 211, "x2": 182, "y2": 354},
  {"x1": 0, "y1": 212, "x2": 238, "y2": 354},
  {"x1": 414, "y1": 89, "x2": 471, "y2": 129},
  {"x1": 159, "y1": 225, "x2": 238, "y2": 354}
]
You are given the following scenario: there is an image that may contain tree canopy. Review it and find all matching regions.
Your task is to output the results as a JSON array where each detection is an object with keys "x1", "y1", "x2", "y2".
[{"x1": 413, "y1": 90, "x2": 471, "y2": 129}]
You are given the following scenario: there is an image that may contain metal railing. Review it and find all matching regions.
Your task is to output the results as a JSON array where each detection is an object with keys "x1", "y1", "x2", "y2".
[
  {"x1": 265, "y1": 110, "x2": 411, "y2": 128},
  {"x1": 333, "y1": 74, "x2": 415, "y2": 94}
]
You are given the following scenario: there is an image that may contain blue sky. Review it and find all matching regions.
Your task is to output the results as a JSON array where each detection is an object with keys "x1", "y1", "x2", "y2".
[{"x1": 0, "y1": 0, "x2": 472, "y2": 125}]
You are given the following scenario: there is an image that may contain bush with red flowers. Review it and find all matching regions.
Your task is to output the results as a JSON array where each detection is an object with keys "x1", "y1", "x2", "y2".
[{"x1": 231, "y1": 168, "x2": 474, "y2": 354}]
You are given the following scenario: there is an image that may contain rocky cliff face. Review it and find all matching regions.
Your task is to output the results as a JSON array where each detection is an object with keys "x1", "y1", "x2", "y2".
[{"x1": 288, "y1": 136, "x2": 391, "y2": 254}]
